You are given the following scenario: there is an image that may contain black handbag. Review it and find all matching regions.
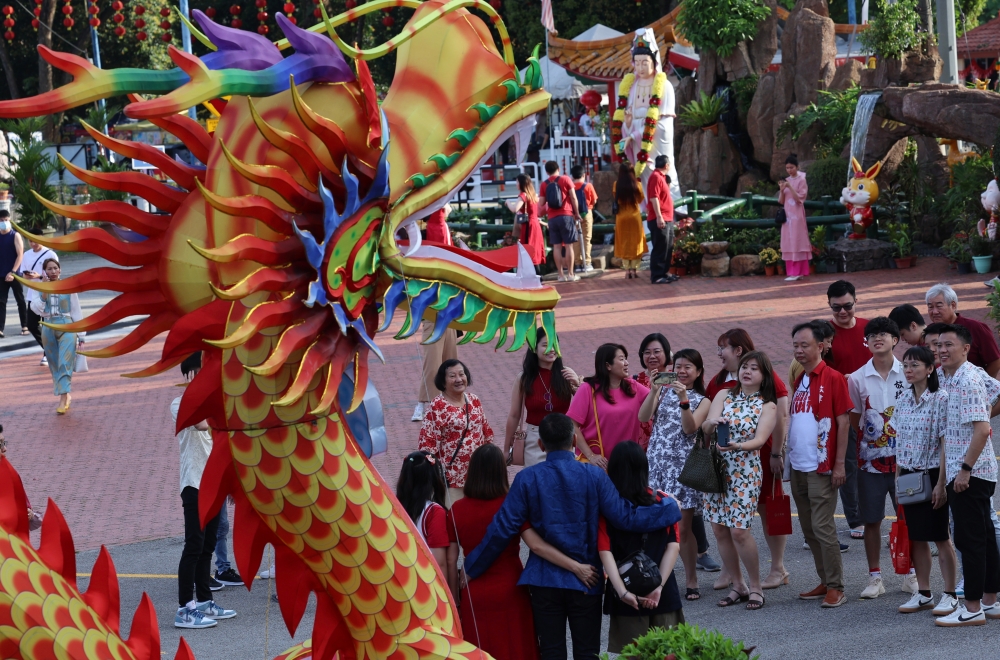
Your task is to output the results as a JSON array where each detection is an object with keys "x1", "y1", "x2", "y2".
[
  {"x1": 615, "y1": 534, "x2": 662, "y2": 597},
  {"x1": 678, "y1": 429, "x2": 727, "y2": 494},
  {"x1": 774, "y1": 208, "x2": 787, "y2": 227}
]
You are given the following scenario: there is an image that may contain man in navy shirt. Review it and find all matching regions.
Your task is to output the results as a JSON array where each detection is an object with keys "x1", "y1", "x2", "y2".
[{"x1": 464, "y1": 413, "x2": 680, "y2": 659}]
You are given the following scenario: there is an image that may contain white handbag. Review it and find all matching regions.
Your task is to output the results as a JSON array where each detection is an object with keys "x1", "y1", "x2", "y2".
[{"x1": 75, "y1": 353, "x2": 89, "y2": 373}]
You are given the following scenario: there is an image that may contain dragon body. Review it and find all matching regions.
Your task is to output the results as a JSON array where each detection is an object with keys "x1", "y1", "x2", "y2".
[{"x1": 0, "y1": 2, "x2": 559, "y2": 658}]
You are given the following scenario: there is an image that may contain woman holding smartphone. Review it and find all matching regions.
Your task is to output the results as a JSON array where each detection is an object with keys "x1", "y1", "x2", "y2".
[
  {"x1": 30, "y1": 259, "x2": 84, "y2": 414},
  {"x1": 702, "y1": 351, "x2": 778, "y2": 611},
  {"x1": 778, "y1": 154, "x2": 810, "y2": 281},
  {"x1": 639, "y1": 348, "x2": 711, "y2": 601}
]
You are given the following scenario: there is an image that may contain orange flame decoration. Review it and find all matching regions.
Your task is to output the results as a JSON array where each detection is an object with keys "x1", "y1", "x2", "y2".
[{"x1": 3, "y1": 1, "x2": 559, "y2": 658}]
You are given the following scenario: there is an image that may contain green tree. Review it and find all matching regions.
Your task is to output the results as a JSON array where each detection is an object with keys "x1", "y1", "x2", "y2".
[
  {"x1": 675, "y1": 0, "x2": 771, "y2": 58},
  {"x1": 0, "y1": 117, "x2": 58, "y2": 233}
]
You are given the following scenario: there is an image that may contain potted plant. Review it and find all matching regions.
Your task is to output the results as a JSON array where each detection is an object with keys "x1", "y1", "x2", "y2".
[
  {"x1": 759, "y1": 247, "x2": 780, "y2": 276},
  {"x1": 671, "y1": 248, "x2": 687, "y2": 277},
  {"x1": 777, "y1": 261, "x2": 786, "y2": 276},
  {"x1": 955, "y1": 244, "x2": 973, "y2": 274},
  {"x1": 605, "y1": 622, "x2": 759, "y2": 660},
  {"x1": 970, "y1": 231, "x2": 994, "y2": 274},
  {"x1": 886, "y1": 221, "x2": 915, "y2": 269},
  {"x1": 810, "y1": 226, "x2": 828, "y2": 273},
  {"x1": 679, "y1": 91, "x2": 725, "y2": 135}
]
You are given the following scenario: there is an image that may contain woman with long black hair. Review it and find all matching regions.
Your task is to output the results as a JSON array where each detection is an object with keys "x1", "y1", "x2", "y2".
[
  {"x1": 396, "y1": 450, "x2": 449, "y2": 575},
  {"x1": 502, "y1": 326, "x2": 580, "y2": 466},
  {"x1": 567, "y1": 343, "x2": 649, "y2": 469},
  {"x1": 613, "y1": 164, "x2": 647, "y2": 279},
  {"x1": 598, "y1": 441, "x2": 684, "y2": 652}
]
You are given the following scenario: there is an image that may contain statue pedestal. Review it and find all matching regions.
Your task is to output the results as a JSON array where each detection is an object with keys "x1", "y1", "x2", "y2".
[{"x1": 827, "y1": 237, "x2": 894, "y2": 272}]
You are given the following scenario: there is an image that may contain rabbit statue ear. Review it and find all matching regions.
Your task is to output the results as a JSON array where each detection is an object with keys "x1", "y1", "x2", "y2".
[
  {"x1": 865, "y1": 160, "x2": 883, "y2": 180},
  {"x1": 851, "y1": 157, "x2": 863, "y2": 174}
]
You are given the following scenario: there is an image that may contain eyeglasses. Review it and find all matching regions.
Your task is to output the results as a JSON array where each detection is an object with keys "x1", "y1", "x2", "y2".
[
  {"x1": 642, "y1": 349, "x2": 664, "y2": 357},
  {"x1": 865, "y1": 332, "x2": 891, "y2": 340},
  {"x1": 830, "y1": 302, "x2": 855, "y2": 312}
]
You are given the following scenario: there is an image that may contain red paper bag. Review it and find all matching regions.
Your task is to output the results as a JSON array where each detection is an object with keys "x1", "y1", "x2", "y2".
[
  {"x1": 765, "y1": 480, "x2": 793, "y2": 536},
  {"x1": 890, "y1": 505, "x2": 911, "y2": 574}
]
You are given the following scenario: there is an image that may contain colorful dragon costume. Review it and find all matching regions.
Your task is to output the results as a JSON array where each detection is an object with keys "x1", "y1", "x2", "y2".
[{"x1": 0, "y1": 2, "x2": 560, "y2": 658}]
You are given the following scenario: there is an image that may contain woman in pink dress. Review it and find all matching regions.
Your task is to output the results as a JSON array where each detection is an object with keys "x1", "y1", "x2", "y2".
[
  {"x1": 778, "y1": 154, "x2": 810, "y2": 281},
  {"x1": 512, "y1": 175, "x2": 545, "y2": 266}
]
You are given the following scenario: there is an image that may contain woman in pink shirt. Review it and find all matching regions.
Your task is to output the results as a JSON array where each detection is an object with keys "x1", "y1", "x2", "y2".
[
  {"x1": 778, "y1": 154, "x2": 810, "y2": 281},
  {"x1": 568, "y1": 343, "x2": 650, "y2": 469}
]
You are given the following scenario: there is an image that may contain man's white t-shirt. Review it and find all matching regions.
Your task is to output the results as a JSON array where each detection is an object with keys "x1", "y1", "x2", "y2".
[
  {"x1": 171, "y1": 396, "x2": 212, "y2": 493},
  {"x1": 21, "y1": 248, "x2": 58, "y2": 306},
  {"x1": 788, "y1": 375, "x2": 819, "y2": 472}
]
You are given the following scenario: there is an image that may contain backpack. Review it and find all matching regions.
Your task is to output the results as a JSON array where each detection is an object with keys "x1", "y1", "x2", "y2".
[
  {"x1": 545, "y1": 177, "x2": 564, "y2": 209},
  {"x1": 575, "y1": 184, "x2": 589, "y2": 215}
]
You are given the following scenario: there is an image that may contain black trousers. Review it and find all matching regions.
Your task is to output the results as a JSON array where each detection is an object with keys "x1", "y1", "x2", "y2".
[
  {"x1": 646, "y1": 220, "x2": 673, "y2": 282},
  {"x1": 949, "y1": 476, "x2": 1000, "y2": 602},
  {"x1": 838, "y1": 426, "x2": 862, "y2": 529},
  {"x1": 692, "y1": 511, "x2": 710, "y2": 554},
  {"x1": 0, "y1": 278, "x2": 26, "y2": 334},
  {"x1": 179, "y1": 486, "x2": 221, "y2": 607},
  {"x1": 530, "y1": 586, "x2": 602, "y2": 660},
  {"x1": 26, "y1": 309, "x2": 43, "y2": 347}
]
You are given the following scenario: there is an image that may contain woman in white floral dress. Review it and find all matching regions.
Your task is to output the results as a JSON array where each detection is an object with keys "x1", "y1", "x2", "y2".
[
  {"x1": 639, "y1": 348, "x2": 711, "y2": 601},
  {"x1": 702, "y1": 351, "x2": 777, "y2": 611}
]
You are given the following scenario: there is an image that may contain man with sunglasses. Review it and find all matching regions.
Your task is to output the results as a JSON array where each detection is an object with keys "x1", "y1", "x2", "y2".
[{"x1": 824, "y1": 280, "x2": 868, "y2": 543}]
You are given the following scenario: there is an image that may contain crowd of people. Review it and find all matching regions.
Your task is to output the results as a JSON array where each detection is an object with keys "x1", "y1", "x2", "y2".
[{"x1": 406, "y1": 278, "x2": 1000, "y2": 659}]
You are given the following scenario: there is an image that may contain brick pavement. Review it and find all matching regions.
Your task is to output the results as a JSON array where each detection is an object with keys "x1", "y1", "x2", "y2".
[{"x1": 1, "y1": 256, "x2": 995, "y2": 551}]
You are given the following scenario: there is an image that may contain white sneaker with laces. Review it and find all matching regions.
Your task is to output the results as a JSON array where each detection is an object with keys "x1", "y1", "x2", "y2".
[
  {"x1": 195, "y1": 600, "x2": 237, "y2": 620},
  {"x1": 39, "y1": 356, "x2": 47, "y2": 366},
  {"x1": 898, "y1": 592, "x2": 934, "y2": 613},
  {"x1": 259, "y1": 565, "x2": 275, "y2": 579},
  {"x1": 935, "y1": 605, "x2": 986, "y2": 627},
  {"x1": 557, "y1": 273, "x2": 567, "y2": 282},
  {"x1": 584, "y1": 265, "x2": 594, "y2": 272},
  {"x1": 932, "y1": 593, "x2": 960, "y2": 616},
  {"x1": 860, "y1": 576, "x2": 885, "y2": 599},
  {"x1": 411, "y1": 402, "x2": 424, "y2": 422},
  {"x1": 901, "y1": 573, "x2": 919, "y2": 594},
  {"x1": 175, "y1": 606, "x2": 217, "y2": 629},
  {"x1": 982, "y1": 602, "x2": 1000, "y2": 619}
]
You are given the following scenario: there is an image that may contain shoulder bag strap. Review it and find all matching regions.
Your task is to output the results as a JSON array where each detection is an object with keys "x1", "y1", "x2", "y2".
[{"x1": 590, "y1": 385, "x2": 605, "y2": 458}]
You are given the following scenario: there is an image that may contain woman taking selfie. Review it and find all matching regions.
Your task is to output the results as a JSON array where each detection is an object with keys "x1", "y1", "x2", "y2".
[
  {"x1": 30, "y1": 258, "x2": 84, "y2": 414},
  {"x1": 502, "y1": 327, "x2": 580, "y2": 466},
  {"x1": 702, "y1": 351, "x2": 778, "y2": 611},
  {"x1": 567, "y1": 343, "x2": 649, "y2": 469},
  {"x1": 889, "y1": 345, "x2": 959, "y2": 616},
  {"x1": 598, "y1": 441, "x2": 684, "y2": 652},
  {"x1": 418, "y1": 359, "x2": 495, "y2": 504},
  {"x1": 778, "y1": 153, "x2": 810, "y2": 281},
  {"x1": 640, "y1": 348, "x2": 711, "y2": 600}
]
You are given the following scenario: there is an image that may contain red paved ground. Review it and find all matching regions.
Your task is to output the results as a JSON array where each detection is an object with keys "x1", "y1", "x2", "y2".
[{"x1": 2, "y1": 256, "x2": 995, "y2": 550}]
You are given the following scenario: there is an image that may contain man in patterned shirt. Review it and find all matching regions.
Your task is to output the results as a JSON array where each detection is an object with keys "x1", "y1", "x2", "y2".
[{"x1": 935, "y1": 325, "x2": 1000, "y2": 627}]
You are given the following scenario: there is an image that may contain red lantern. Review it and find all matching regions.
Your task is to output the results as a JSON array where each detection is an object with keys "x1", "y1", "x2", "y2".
[
  {"x1": 113, "y1": 25, "x2": 125, "y2": 36},
  {"x1": 381, "y1": 14, "x2": 392, "y2": 27},
  {"x1": 32, "y1": 18, "x2": 40, "y2": 29},
  {"x1": 580, "y1": 89, "x2": 602, "y2": 116},
  {"x1": 229, "y1": 4, "x2": 239, "y2": 14},
  {"x1": 3, "y1": 30, "x2": 12, "y2": 40},
  {"x1": 136, "y1": 29, "x2": 146, "y2": 39},
  {"x1": 89, "y1": 16, "x2": 99, "y2": 25},
  {"x1": 87, "y1": 3, "x2": 97, "y2": 14},
  {"x1": 256, "y1": 11, "x2": 266, "y2": 20},
  {"x1": 490, "y1": 0, "x2": 500, "y2": 8},
  {"x1": 159, "y1": 19, "x2": 169, "y2": 29},
  {"x1": 33, "y1": 6, "x2": 41, "y2": 16},
  {"x1": 313, "y1": 8, "x2": 320, "y2": 17},
  {"x1": 113, "y1": 13, "x2": 124, "y2": 22},
  {"x1": 2, "y1": 5, "x2": 12, "y2": 15},
  {"x1": 283, "y1": 1, "x2": 293, "y2": 12},
  {"x1": 61, "y1": 4, "x2": 72, "y2": 14},
  {"x1": 134, "y1": 4, "x2": 144, "y2": 13},
  {"x1": 111, "y1": 0, "x2": 122, "y2": 9},
  {"x1": 257, "y1": 24, "x2": 267, "y2": 34},
  {"x1": 133, "y1": 17, "x2": 144, "y2": 27},
  {"x1": 345, "y1": 0, "x2": 355, "y2": 7},
  {"x1": 231, "y1": 17, "x2": 241, "y2": 27},
  {"x1": 160, "y1": 31, "x2": 170, "y2": 41},
  {"x1": 63, "y1": 16, "x2": 74, "y2": 26}
]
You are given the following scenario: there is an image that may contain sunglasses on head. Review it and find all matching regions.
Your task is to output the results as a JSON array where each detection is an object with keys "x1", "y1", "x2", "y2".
[{"x1": 830, "y1": 302, "x2": 855, "y2": 312}]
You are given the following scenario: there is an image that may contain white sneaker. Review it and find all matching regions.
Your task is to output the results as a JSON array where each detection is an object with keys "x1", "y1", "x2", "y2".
[
  {"x1": 570, "y1": 274, "x2": 581, "y2": 282},
  {"x1": 901, "y1": 573, "x2": 919, "y2": 594},
  {"x1": 175, "y1": 606, "x2": 217, "y2": 629},
  {"x1": 584, "y1": 265, "x2": 594, "y2": 272},
  {"x1": 984, "y1": 276, "x2": 1000, "y2": 288},
  {"x1": 557, "y1": 273, "x2": 567, "y2": 282},
  {"x1": 784, "y1": 276, "x2": 800, "y2": 281},
  {"x1": 39, "y1": 356, "x2": 47, "y2": 366},
  {"x1": 860, "y1": 576, "x2": 886, "y2": 599},
  {"x1": 932, "y1": 593, "x2": 960, "y2": 616},
  {"x1": 259, "y1": 565, "x2": 275, "y2": 579},
  {"x1": 802, "y1": 540, "x2": 810, "y2": 549},
  {"x1": 411, "y1": 402, "x2": 424, "y2": 422},
  {"x1": 983, "y1": 602, "x2": 1000, "y2": 619},
  {"x1": 898, "y1": 592, "x2": 934, "y2": 613},
  {"x1": 935, "y1": 604, "x2": 986, "y2": 627}
]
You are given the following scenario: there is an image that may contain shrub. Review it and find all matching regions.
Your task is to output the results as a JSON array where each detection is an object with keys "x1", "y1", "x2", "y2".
[
  {"x1": 858, "y1": 0, "x2": 921, "y2": 59},
  {"x1": 605, "y1": 623, "x2": 758, "y2": 660},
  {"x1": 731, "y1": 74, "x2": 759, "y2": 116},
  {"x1": 728, "y1": 227, "x2": 779, "y2": 255},
  {"x1": 935, "y1": 153, "x2": 993, "y2": 234},
  {"x1": 759, "y1": 247, "x2": 780, "y2": 265},
  {"x1": 805, "y1": 157, "x2": 850, "y2": 202},
  {"x1": 675, "y1": 0, "x2": 772, "y2": 58},
  {"x1": 776, "y1": 86, "x2": 859, "y2": 159},
  {"x1": 679, "y1": 92, "x2": 726, "y2": 129},
  {"x1": 0, "y1": 117, "x2": 58, "y2": 234}
]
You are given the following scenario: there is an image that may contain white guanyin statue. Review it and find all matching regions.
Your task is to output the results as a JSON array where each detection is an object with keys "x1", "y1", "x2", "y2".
[{"x1": 611, "y1": 27, "x2": 680, "y2": 201}]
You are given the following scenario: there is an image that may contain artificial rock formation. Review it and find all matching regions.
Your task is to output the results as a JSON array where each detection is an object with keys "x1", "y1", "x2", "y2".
[
  {"x1": 701, "y1": 252, "x2": 731, "y2": 276},
  {"x1": 730, "y1": 254, "x2": 763, "y2": 275},
  {"x1": 827, "y1": 237, "x2": 894, "y2": 272},
  {"x1": 678, "y1": 128, "x2": 741, "y2": 196}
]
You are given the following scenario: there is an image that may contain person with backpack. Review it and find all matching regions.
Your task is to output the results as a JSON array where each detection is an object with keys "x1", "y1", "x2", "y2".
[
  {"x1": 571, "y1": 165, "x2": 598, "y2": 273},
  {"x1": 538, "y1": 161, "x2": 582, "y2": 282}
]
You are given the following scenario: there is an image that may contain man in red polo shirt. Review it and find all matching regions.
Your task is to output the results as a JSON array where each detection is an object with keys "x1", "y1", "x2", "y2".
[
  {"x1": 646, "y1": 155, "x2": 677, "y2": 285},
  {"x1": 925, "y1": 282, "x2": 1000, "y2": 378},
  {"x1": 538, "y1": 161, "x2": 582, "y2": 283},
  {"x1": 824, "y1": 280, "x2": 867, "y2": 541}
]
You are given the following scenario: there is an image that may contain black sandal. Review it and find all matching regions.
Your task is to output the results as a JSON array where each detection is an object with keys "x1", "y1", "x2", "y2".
[
  {"x1": 717, "y1": 588, "x2": 749, "y2": 607},
  {"x1": 746, "y1": 592, "x2": 765, "y2": 610},
  {"x1": 685, "y1": 588, "x2": 701, "y2": 601}
]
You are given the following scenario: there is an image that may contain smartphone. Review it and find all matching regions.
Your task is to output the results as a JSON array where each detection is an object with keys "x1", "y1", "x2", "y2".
[
  {"x1": 653, "y1": 371, "x2": 678, "y2": 386},
  {"x1": 716, "y1": 423, "x2": 730, "y2": 447}
]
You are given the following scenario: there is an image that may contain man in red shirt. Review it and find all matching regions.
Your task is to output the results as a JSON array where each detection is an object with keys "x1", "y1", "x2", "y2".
[
  {"x1": 646, "y1": 155, "x2": 677, "y2": 284},
  {"x1": 571, "y1": 165, "x2": 598, "y2": 273},
  {"x1": 824, "y1": 279, "x2": 866, "y2": 540},
  {"x1": 789, "y1": 321, "x2": 853, "y2": 609},
  {"x1": 538, "y1": 161, "x2": 582, "y2": 282},
  {"x1": 925, "y1": 282, "x2": 1000, "y2": 378}
]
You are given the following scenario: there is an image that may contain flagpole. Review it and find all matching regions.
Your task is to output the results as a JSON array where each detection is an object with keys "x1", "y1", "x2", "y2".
[{"x1": 546, "y1": 35, "x2": 555, "y2": 163}]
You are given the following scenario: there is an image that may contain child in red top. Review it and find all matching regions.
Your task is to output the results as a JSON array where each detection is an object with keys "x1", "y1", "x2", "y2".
[{"x1": 397, "y1": 451, "x2": 450, "y2": 573}]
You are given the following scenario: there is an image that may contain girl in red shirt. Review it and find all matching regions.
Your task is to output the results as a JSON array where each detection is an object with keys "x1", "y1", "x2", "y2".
[{"x1": 397, "y1": 451, "x2": 449, "y2": 575}]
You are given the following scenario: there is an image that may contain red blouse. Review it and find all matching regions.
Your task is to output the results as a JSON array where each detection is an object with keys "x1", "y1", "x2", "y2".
[
  {"x1": 524, "y1": 368, "x2": 571, "y2": 426},
  {"x1": 417, "y1": 393, "x2": 495, "y2": 488}
]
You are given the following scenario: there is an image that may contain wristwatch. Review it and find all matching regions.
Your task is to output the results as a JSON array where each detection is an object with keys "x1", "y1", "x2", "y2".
[{"x1": 961, "y1": 462, "x2": 974, "y2": 473}]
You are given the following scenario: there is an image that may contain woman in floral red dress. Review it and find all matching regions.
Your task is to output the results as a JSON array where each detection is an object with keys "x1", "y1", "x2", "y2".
[{"x1": 418, "y1": 359, "x2": 495, "y2": 505}]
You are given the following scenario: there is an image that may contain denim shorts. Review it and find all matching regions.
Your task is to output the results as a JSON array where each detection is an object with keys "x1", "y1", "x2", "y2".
[
  {"x1": 858, "y1": 470, "x2": 897, "y2": 524},
  {"x1": 547, "y1": 214, "x2": 578, "y2": 245}
]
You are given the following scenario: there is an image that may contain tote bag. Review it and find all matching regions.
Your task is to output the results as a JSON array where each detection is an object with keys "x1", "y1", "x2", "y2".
[
  {"x1": 890, "y1": 505, "x2": 912, "y2": 574},
  {"x1": 764, "y1": 479, "x2": 793, "y2": 536},
  {"x1": 678, "y1": 430, "x2": 726, "y2": 494}
]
